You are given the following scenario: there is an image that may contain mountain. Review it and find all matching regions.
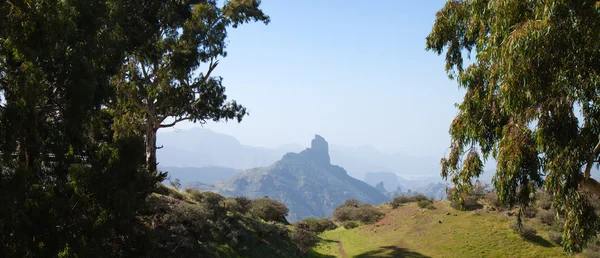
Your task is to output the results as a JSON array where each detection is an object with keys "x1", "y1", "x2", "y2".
[
  {"x1": 156, "y1": 128, "x2": 442, "y2": 185},
  {"x1": 364, "y1": 172, "x2": 399, "y2": 192},
  {"x1": 160, "y1": 166, "x2": 240, "y2": 186},
  {"x1": 156, "y1": 128, "x2": 304, "y2": 169},
  {"x1": 194, "y1": 135, "x2": 389, "y2": 222},
  {"x1": 411, "y1": 182, "x2": 447, "y2": 200}
]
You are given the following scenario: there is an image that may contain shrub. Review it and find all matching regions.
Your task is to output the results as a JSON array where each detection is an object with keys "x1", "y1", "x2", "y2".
[
  {"x1": 332, "y1": 206, "x2": 353, "y2": 222},
  {"x1": 354, "y1": 204, "x2": 384, "y2": 223},
  {"x1": 448, "y1": 187, "x2": 482, "y2": 211},
  {"x1": 342, "y1": 221, "x2": 359, "y2": 229},
  {"x1": 250, "y1": 198, "x2": 289, "y2": 223},
  {"x1": 412, "y1": 194, "x2": 429, "y2": 202},
  {"x1": 550, "y1": 220, "x2": 565, "y2": 232},
  {"x1": 290, "y1": 228, "x2": 319, "y2": 253},
  {"x1": 522, "y1": 206, "x2": 537, "y2": 218},
  {"x1": 343, "y1": 198, "x2": 360, "y2": 207},
  {"x1": 510, "y1": 221, "x2": 537, "y2": 240},
  {"x1": 548, "y1": 231, "x2": 562, "y2": 245},
  {"x1": 417, "y1": 200, "x2": 435, "y2": 210},
  {"x1": 538, "y1": 210, "x2": 555, "y2": 226},
  {"x1": 234, "y1": 196, "x2": 252, "y2": 214},
  {"x1": 391, "y1": 196, "x2": 409, "y2": 208},
  {"x1": 484, "y1": 191, "x2": 503, "y2": 209},
  {"x1": 222, "y1": 198, "x2": 242, "y2": 213},
  {"x1": 536, "y1": 191, "x2": 553, "y2": 210},
  {"x1": 583, "y1": 238, "x2": 600, "y2": 258},
  {"x1": 297, "y1": 217, "x2": 336, "y2": 233},
  {"x1": 333, "y1": 201, "x2": 383, "y2": 224}
]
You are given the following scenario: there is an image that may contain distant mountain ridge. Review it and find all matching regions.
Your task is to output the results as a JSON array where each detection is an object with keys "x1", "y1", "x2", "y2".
[{"x1": 193, "y1": 135, "x2": 389, "y2": 222}]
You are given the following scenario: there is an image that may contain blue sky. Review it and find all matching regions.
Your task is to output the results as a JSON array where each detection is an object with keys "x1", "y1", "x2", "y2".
[{"x1": 169, "y1": 0, "x2": 466, "y2": 158}]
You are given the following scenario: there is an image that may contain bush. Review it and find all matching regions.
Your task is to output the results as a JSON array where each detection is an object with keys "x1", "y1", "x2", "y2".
[
  {"x1": 548, "y1": 231, "x2": 562, "y2": 245},
  {"x1": 333, "y1": 201, "x2": 383, "y2": 224},
  {"x1": 290, "y1": 228, "x2": 319, "y2": 253},
  {"x1": 234, "y1": 196, "x2": 252, "y2": 214},
  {"x1": 536, "y1": 191, "x2": 553, "y2": 210},
  {"x1": 391, "y1": 196, "x2": 409, "y2": 208},
  {"x1": 484, "y1": 191, "x2": 503, "y2": 210},
  {"x1": 412, "y1": 194, "x2": 429, "y2": 202},
  {"x1": 342, "y1": 221, "x2": 359, "y2": 229},
  {"x1": 583, "y1": 238, "x2": 600, "y2": 258},
  {"x1": 538, "y1": 210, "x2": 555, "y2": 226},
  {"x1": 448, "y1": 187, "x2": 482, "y2": 211},
  {"x1": 297, "y1": 217, "x2": 336, "y2": 233},
  {"x1": 343, "y1": 198, "x2": 360, "y2": 207},
  {"x1": 510, "y1": 222, "x2": 537, "y2": 240},
  {"x1": 522, "y1": 206, "x2": 537, "y2": 218},
  {"x1": 250, "y1": 198, "x2": 289, "y2": 223},
  {"x1": 550, "y1": 220, "x2": 565, "y2": 232},
  {"x1": 417, "y1": 200, "x2": 435, "y2": 210}
]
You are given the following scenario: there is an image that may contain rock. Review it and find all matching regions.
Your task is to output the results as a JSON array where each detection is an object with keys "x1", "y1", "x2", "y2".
[
  {"x1": 506, "y1": 211, "x2": 515, "y2": 216},
  {"x1": 309, "y1": 134, "x2": 330, "y2": 164},
  {"x1": 438, "y1": 220, "x2": 442, "y2": 224},
  {"x1": 446, "y1": 212, "x2": 451, "y2": 215},
  {"x1": 453, "y1": 213, "x2": 457, "y2": 216}
]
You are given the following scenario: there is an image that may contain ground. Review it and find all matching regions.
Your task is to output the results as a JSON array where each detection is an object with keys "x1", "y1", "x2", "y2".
[{"x1": 312, "y1": 201, "x2": 583, "y2": 258}]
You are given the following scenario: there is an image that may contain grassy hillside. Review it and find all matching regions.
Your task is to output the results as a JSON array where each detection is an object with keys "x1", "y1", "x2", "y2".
[{"x1": 312, "y1": 201, "x2": 583, "y2": 258}]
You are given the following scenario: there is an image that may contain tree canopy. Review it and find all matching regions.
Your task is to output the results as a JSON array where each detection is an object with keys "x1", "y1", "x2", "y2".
[
  {"x1": 426, "y1": 0, "x2": 600, "y2": 252},
  {"x1": 109, "y1": 0, "x2": 269, "y2": 173},
  {"x1": 1, "y1": 0, "x2": 270, "y2": 256}
]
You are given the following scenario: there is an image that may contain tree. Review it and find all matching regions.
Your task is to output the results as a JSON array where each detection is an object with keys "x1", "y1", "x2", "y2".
[
  {"x1": 0, "y1": 0, "x2": 163, "y2": 256},
  {"x1": 426, "y1": 0, "x2": 600, "y2": 252},
  {"x1": 110, "y1": 0, "x2": 270, "y2": 173}
]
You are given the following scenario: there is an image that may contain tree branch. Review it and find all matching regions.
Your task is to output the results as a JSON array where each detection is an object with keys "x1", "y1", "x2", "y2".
[
  {"x1": 199, "y1": 58, "x2": 219, "y2": 86},
  {"x1": 159, "y1": 116, "x2": 192, "y2": 128},
  {"x1": 584, "y1": 140, "x2": 600, "y2": 180}
]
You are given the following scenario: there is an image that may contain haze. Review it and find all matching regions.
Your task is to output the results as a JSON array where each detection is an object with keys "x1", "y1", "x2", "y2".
[{"x1": 166, "y1": 0, "x2": 464, "y2": 159}]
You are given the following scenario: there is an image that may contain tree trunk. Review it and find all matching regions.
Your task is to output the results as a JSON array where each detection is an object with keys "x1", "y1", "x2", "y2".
[{"x1": 145, "y1": 121, "x2": 158, "y2": 173}]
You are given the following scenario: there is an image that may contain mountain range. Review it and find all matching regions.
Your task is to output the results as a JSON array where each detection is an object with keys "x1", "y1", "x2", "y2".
[
  {"x1": 193, "y1": 135, "x2": 389, "y2": 221},
  {"x1": 157, "y1": 127, "x2": 442, "y2": 180}
]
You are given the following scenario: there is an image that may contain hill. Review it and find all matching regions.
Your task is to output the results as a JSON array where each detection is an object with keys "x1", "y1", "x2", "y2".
[
  {"x1": 312, "y1": 201, "x2": 578, "y2": 257},
  {"x1": 160, "y1": 166, "x2": 240, "y2": 186},
  {"x1": 194, "y1": 135, "x2": 389, "y2": 222}
]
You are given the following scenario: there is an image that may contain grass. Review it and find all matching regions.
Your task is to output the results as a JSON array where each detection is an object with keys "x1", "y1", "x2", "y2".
[{"x1": 312, "y1": 201, "x2": 582, "y2": 258}]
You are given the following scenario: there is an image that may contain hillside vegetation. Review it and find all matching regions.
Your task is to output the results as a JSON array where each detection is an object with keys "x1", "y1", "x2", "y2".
[{"x1": 313, "y1": 201, "x2": 584, "y2": 258}]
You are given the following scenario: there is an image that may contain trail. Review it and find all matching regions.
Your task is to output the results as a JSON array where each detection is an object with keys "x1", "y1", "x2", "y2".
[{"x1": 337, "y1": 240, "x2": 347, "y2": 258}]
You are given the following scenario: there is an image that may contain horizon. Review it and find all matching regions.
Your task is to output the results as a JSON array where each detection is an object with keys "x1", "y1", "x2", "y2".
[{"x1": 161, "y1": 0, "x2": 466, "y2": 159}]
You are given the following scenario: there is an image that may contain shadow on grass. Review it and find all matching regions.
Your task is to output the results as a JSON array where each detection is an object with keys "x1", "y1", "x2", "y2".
[
  {"x1": 355, "y1": 245, "x2": 431, "y2": 258},
  {"x1": 308, "y1": 250, "x2": 337, "y2": 258},
  {"x1": 525, "y1": 235, "x2": 555, "y2": 248}
]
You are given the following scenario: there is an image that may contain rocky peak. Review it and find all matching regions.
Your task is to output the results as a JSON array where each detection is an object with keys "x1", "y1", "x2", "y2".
[{"x1": 309, "y1": 134, "x2": 330, "y2": 164}]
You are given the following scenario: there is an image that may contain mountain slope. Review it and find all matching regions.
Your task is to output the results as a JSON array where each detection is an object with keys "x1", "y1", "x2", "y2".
[
  {"x1": 195, "y1": 135, "x2": 389, "y2": 222},
  {"x1": 313, "y1": 201, "x2": 573, "y2": 257},
  {"x1": 160, "y1": 166, "x2": 240, "y2": 186}
]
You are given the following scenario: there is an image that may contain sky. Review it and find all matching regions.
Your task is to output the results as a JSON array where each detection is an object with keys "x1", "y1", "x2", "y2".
[{"x1": 167, "y1": 1, "x2": 466, "y2": 158}]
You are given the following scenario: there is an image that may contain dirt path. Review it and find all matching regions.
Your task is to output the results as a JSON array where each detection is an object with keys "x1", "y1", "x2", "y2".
[{"x1": 337, "y1": 240, "x2": 347, "y2": 258}]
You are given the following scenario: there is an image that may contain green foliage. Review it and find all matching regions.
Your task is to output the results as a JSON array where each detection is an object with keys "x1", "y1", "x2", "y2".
[
  {"x1": 250, "y1": 197, "x2": 289, "y2": 223},
  {"x1": 391, "y1": 194, "x2": 430, "y2": 208},
  {"x1": 0, "y1": 0, "x2": 164, "y2": 256},
  {"x1": 290, "y1": 226, "x2": 319, "y2": 253},
  {"x1": 342, "y1": 221, "x2": 359, "y2": 229},
  {"x1": 538, "y1": 210, "x2": 556, "y2": 226},
  {"x1": 417, "y1": 200, "x2": 435, "y2": 210},
  {"x1": 234, "y1": 196, "x2": 253, "y2": 214},
  {"x1": 447, "y1": 187, "x2": 481, "y2": 211},
  {"x1": 109, "y1": 0, "x2": 270, "y2": 173},
  {"x1": 333, "y1": 200, "x2": 383, "y2": 224},
  {"x1": 583, "y1": 238, "x2": 600, "y2": 258},
  {"x1": 427, "y1": 0, "x2": 600, "y2": 252},
  {"x1": 297, "y1": 217, "x2": 337, "y2": 233},
  {"x1": 510, "y1": 222, "x2": 537, "y2": 240},
  {"x1": 549, "y1": 231, "x2": 563, "y2": 245}
]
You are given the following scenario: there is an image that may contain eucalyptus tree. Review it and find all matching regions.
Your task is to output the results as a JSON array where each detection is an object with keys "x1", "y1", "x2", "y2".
[
  {"x1": 0, "y1": 0, "x2": 165, "y2": 256},
  {"x1": 426, "y1": 0, "x2": 600, "y2": 252},
  {"x1": 110, "y1": 0, "x2": 270, "y2": 173}
]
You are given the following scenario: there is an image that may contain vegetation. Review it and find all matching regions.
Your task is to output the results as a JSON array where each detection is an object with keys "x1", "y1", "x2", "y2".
[
  {"x1": 391, "y1": 194, "x2": 429, "y2": 208},
  {"x1": 109, "y1": 0, "x2": 269, "y2": 172},
  {"x1": 332, "y1": 199, "x2": 384, "y2": 224},
  {"x1": 144, "y1": 185, "x2": 308, "y2": 257},
  {"x1": 315, "y1": 200, "x2": 572, "y2": 257},
  {"x1": 296, "y1": 217, "x2": 337, "y2": 234},
  {"x1": 249, "y1": 197, "x2": 290, "y2": 224},
  {"x1": 427, "y1": 0, "x2": 600, "y2": 252},
  {"x1": 417, "y1": 200, "x2": 435, "y2": 210},
  {"x1": 510, "y1": 221, "x2": 537, "y2": 240}
]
